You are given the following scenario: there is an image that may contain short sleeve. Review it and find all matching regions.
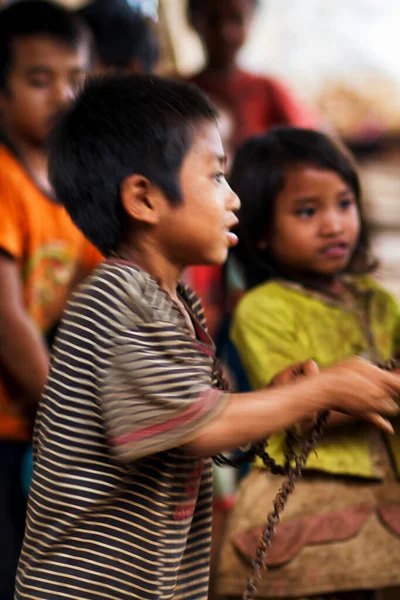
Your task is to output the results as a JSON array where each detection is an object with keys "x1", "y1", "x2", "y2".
[
  {"x1": 80, "y1": 238, "x2": 103, "y2": 273},
  {"x1": 100, "y1": 320, "x2": 227, "y2": 463},
  {"x1": 0, "y1": 177, "x2": 25, "y2": 259},
  {"x1": 230, "y1": 291, "x2": 311, "y2": 389}
]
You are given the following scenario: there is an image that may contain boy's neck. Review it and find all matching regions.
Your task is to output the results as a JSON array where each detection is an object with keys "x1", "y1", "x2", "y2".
[
  {"x1": 3, "y1": 128, "x2": 51, "y2": 197},
  {"x1": 116, "y1": 242, "x2": 182, "y2": 302}
]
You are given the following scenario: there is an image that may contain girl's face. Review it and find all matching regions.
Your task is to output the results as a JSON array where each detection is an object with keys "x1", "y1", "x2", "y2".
[{"x1": 266, "y1": 165, "x2": 360, "y2": 277}]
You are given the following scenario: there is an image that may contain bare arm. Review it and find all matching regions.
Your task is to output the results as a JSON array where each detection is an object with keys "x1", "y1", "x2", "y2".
[
  {"x1": 182, "y1": 359, "x2": 400, "y2": 457},
  {"x1": 0, "y1": 254, "x2": 49, "y2": 411}
]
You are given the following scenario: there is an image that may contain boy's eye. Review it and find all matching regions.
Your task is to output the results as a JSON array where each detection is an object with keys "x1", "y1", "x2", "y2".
[
  {"x1": 27, "y1": 75, "x2": 52, "y2": 89},
  {"x1": 213, "y1": 172, "x2": 225, "y2": 184},
  {"x1": 295, "y1": 207, "x2": 316, "y2": 219}
]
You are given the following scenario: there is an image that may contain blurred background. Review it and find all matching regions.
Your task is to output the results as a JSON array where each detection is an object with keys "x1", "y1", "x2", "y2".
[{"x1": 48, "y1": 0, "x2": 400, "y2": 298}]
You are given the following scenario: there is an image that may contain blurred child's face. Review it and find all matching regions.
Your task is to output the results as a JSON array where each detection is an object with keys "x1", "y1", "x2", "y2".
[
  {"x1": 0, "y1": 35, "x2": 90, "y2": 147},
  {"x1": 193, "y1": 0, "x2": 255, "y2": 69},
  {"x1": 267, "y1": 166, "x2": 360, "y2": 277},
  {"x1": 159, "y1": 122, "x2": 240, "y2": 267}
]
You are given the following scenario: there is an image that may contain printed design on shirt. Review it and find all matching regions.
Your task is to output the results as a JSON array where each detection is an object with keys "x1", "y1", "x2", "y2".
[
  {"x1": 23, "y1": 242, "x2": 78, "y2": 331},
  {"x1": 174, "y1": 459, "x2": 205, "y2": 521}
]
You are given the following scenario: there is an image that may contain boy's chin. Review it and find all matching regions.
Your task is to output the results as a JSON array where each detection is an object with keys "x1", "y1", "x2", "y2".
[
  {"x1": 189, "y1": 251, "x2": 228, "y2": 268},
  {"x1": 207, "y1": 248, "x2": 229, "y2": 266}
]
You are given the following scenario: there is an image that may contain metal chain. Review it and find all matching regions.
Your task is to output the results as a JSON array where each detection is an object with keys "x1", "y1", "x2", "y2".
[
  {"x1": 213, "y1": 358, "x2": 399, "y2": 600},
  {"x1": 241, "y1": 409, "x2": 329, "y2": 600}
]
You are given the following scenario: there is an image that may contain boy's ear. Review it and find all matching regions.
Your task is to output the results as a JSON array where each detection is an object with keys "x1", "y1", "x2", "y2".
[{"x1": 120, "y1": 174, "x2": 160, "y2": 225}]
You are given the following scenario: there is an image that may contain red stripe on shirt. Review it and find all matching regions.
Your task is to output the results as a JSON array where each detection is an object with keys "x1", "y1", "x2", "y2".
[{"x1": 109, "y1": 388, "x2": 224, "y2": 446}]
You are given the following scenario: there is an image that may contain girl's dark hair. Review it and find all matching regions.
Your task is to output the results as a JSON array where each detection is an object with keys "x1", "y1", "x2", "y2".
[{"x1": 230, "y1": 126, "x2": 376, "y2": 289}]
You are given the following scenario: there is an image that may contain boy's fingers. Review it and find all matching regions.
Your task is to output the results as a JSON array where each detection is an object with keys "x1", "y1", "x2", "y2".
[
  {"x1": 351, "y1": 359, "x2": 400, "y2": 393},
  {"x1": 379, "y1": 397, "x2": 400, "y2": 414},
  {"x1": 364, "y1": 412, "x2": 395, "y2": 435},
  {"x1": 380, "y1": 371, "x2": 400, "y2": 395}
]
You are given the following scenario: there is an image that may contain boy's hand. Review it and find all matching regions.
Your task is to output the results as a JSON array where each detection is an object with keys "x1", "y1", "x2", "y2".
[
  {"x1": 271, "y1": 359, "x2": 319, "y2": 387},
  {"x1": 317, "y1": 358, "x2": 400, "y2": 434}
]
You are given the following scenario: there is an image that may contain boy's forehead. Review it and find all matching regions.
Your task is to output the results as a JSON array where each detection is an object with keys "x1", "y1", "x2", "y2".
[
  {"x1": 10, "y1": 35, "x2": 90, "y2": 71},
  {"x1": 189, "y1": 123, "x2": 225, "y2": 162}
]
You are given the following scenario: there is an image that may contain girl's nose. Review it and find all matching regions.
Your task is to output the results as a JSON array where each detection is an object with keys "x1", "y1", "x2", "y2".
[{"x1": 320, "y1": 211, "x2": 343, "y2": 236}]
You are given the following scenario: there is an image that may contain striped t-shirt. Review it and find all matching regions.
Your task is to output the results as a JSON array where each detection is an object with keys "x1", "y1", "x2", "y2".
[{"x1": 15, "y1": 261, "x2": 228, "y2": 600}]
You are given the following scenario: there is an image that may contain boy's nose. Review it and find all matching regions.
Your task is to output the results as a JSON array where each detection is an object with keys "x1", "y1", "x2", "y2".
[
  {"x1": 228, "y1": 189, "x2": 241, "y2": 213},
  {"x1": 52, "y1": 81, "x2": 75, "y2": 108}
]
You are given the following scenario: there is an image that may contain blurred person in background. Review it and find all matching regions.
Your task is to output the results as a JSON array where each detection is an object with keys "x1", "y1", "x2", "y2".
[
  {"x1": 185, "y1": 0, "x2": 320, "y2": 341},
  {"x1": 0, "y1": 3, "x2": 100, "y2": 598},
  {"x1": 187, "y1": 0, "x2": 317, "y2": 150},
  {"x1": 183, "y1": 3, "x2": 321, "y2": 582},
  {"x1": 78, "y1": 0, "x2": 159, "y2": 74}
]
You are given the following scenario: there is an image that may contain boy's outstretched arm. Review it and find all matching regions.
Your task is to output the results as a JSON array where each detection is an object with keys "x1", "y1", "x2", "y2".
[
  {"x1": 182, "y1": 358, "x2": 400, "y2": 457},
  {"x1": 0, "y1": 255, "x2": 49, "y2": 413}
]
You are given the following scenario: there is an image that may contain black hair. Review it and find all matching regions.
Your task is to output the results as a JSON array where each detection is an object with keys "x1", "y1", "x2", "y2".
[
  {"x1": 78, "y1": 0, "x2": 158, "y2": 73},
  {"x1": 49, "y1": 74, "x2": 218, "y2": 256},
  {"x1": 0, "y1": 0, "x2": 88, "y2": 90},
  {"x1": 230, "y1": 126, "x2": 376, "y2": 289},
  {"x1": 188, "y1": 0, "x2": 259, "y2": 23}
]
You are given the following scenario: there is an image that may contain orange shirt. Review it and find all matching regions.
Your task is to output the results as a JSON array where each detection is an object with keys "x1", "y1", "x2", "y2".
[{"x1": 0, "y1": 144, "x2": 102, "y2": 440}]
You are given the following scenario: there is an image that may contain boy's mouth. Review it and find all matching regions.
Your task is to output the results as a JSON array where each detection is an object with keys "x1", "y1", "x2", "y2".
[
  {"x1": 224, "y1": 230, "x2": 238, "y2": 247},
  {"x1": 224, "y1": 216, "x2": 239, "y2": 247},
  {"x1": 47, "y1": 110, "x2": 66, "y2": 130}
]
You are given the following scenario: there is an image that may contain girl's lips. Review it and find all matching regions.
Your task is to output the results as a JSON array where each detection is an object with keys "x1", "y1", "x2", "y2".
[{"x1": 320, "y1": 243, "x2": 349, "y2": 258}]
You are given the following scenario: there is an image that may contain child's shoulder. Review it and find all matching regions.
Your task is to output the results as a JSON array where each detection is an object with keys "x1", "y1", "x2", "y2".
[
  {"x1": 235, "y1": 280, "x2": 305, "y2": 320},
  {"x1": 347, "y1": 274, "x2": 397, "y2": 302},
  {"x1": 79, "y1": 261, "x2": 181, "y2": 326},
  {"x1": 0, "y1": 144, "x2": 27, "y2": 187},
  {"x1": 0, "y1": 144, "x2": 45, "y2": 207}
]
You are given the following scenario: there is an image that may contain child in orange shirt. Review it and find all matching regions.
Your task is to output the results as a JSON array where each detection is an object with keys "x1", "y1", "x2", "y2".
[{"x1": 0, "y1": 3, "x2": 99, "y2": 597}]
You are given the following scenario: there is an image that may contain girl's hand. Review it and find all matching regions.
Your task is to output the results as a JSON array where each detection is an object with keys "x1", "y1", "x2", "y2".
[
  {"x1": 271, "y1": 359, "x2": 319, "y2": 387},
  {"x1": 271, "y1": 360, "x2": 319, "y2": 431},
  {"x1": 317, "y1": 358, "x2": 400, "y2": 434}
]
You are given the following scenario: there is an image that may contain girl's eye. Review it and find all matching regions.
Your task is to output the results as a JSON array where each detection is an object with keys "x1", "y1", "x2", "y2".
[
  {"x1": 339, "y1": 198, "x2": 354, "y2": 210},
  {"x1": 296, "y1": 207, "x2": 316, "y2": 219},
  {"x1": 213, "y1": 172, "x2": 225, "y2": 183}
]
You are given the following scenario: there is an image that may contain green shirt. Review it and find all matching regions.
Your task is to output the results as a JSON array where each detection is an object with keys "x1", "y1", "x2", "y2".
[{"x1": 231, "y1": 276, "x2": 400, "y2": 478}]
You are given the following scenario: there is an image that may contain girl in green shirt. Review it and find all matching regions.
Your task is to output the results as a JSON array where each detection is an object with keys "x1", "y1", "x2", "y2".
[{"x1": 218, "y1": 127, "x2": 400, "y2": 600}]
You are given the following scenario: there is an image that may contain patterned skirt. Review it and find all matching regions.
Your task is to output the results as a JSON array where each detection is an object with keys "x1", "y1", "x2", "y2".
[{"x1": 216, "y1": 468, "x2": 400, "y2": 599}]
